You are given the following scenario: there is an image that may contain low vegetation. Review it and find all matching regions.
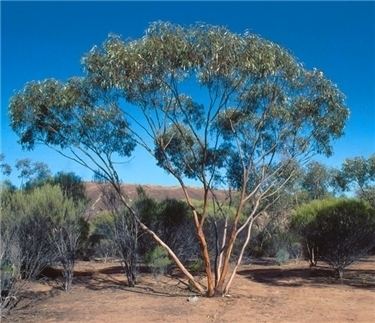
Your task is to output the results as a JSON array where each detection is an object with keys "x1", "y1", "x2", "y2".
[
  {"x1": 0, "y1": 183, "x2": 86, "y2": 313},
  {"x1": 293, "y1": 199, "x2": 375, "y2": 277}
]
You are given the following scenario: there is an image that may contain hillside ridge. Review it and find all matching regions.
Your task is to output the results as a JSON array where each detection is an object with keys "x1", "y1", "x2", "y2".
[{"x1": 85, "y1": 182, "x2": 227, "y2": 219}]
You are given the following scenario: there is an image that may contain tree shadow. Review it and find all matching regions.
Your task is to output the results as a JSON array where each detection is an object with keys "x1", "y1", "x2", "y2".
[
  {"x1": 238, "y1": 265, "x2": 375, "y2": 290},
  {"x1": 9, "y1": 284, "x2": 61, "y2": 317},
  {"x1": 39, "y1": 264, "x2": 196, "y2": 298},
  {"x1": 65, "y1": 265, "x2": 197, "y2": 298},
  {"x1": 245, "y1": 258, "x2": 279, "y2": 266},
  {"x1": 39, "y1": 266, "x2": 94, "y2": 279},
  {"x1": 97, "y1": 265, "x2": 124, "y2": 275},
  {"x1": 97, "y1": 264, "x2": 152, "y2": 275}
]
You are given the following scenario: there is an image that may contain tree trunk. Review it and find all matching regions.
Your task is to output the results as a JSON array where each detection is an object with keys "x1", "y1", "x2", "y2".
[
  {"x1": 127, "y1": 271, "x2": 136, "y2": 287},
  {"x1": 63, "y1": 261, "x2": 74, "y2": 292},
  {"x1": 215, "y1": 228, "x2": 237, "y2": 292},
  {"x1": 223, "y1": 219, "x2": 255, "y2": 295},
  {"x1": 196, "y1": 225, "x2": 214, "y2": 296},
  {"x1": 215, "y1": 198, "x2": 250, "y2": 292},
  {"x1": 122, "y1": 259, "x2": 137, "y2": 287},
  {"x1": 216, "y1": 217, "x2": 228, "y2": 285},
  {"x1": 336, "y1": 268, "x2": 344, "y2": 280}
]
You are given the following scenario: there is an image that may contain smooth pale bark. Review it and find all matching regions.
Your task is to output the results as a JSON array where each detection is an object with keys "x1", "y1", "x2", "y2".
[
  {"x1": 224, "y1": 217, "x2": 256, "y2": 295},
  {"x1": 216, "y1": 217, "x2": 228, "y2": 284},
  {"x1": 215, "y1": 196, "x2": 246, "y2": 292}
]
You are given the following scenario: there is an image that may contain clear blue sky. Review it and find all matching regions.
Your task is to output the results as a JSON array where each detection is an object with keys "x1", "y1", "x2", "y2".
[{"x1": 1, "y1": 1, "x2": 375, "y2": 186}]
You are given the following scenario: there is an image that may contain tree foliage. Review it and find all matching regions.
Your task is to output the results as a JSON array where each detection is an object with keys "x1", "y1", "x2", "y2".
[
  {"x1": 14, "y1": 158, "x2": 51, "y2": 189},
  {"x1": 301, "y1": 162, "x2": 332, "y2": 200},
  {"x1": 49, "y1": 171, "x2": 87, "y2": 203},
  {"x1": 330, "y1": 155, "x2": 374, "y2": 191},
  {"x1": 0, "y1": 154, "x2": 12, "y2": 176},
  {"x1": 330, "y1": 155, "x2": 375, "y2": 206}
]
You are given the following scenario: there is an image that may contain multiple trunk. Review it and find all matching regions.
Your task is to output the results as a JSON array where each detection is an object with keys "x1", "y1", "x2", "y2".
[
  {"x1": 143, "y1": 193, "x2": 260, "y2": 297},
  {"x1": 112, "y1": 178, "x2": 262, "y2": 297}
]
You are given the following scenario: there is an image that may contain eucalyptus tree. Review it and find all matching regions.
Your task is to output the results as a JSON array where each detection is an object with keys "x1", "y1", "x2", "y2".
[
  {"x1": 301, "y1": 161, "x2": 332, "y2": 200},
  {"x1": 331, "y1": 155, "x2": 375, "y2": 206},
  {"x1": 341, "y1": 155, "x2": 375, "y2": 193},
  {"x1": 15, "y1": 158, "x2": 51, "y2": 189},
  {"x1": 0, "y1": 154, "x2": 12, "y2": 176},
  {"x1": 50, "y1": 172, "x2": 87, "y2": 203},
  {"x1": 9, "y1": 22, "x2": 348, "y2": 296}
]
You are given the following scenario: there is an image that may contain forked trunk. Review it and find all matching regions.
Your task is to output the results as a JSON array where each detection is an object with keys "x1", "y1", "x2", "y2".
[
  {"x1": 223, "y1": 218, "x2": 255, "y2": 295},
  {"x1": 215, "y1": 229, "x2": 237, "y2": 292}
]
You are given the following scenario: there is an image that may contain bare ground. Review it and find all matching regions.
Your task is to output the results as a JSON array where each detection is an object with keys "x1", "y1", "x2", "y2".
[{"x1": 6, "y1": 257, "x2": 375, "y2": 323}]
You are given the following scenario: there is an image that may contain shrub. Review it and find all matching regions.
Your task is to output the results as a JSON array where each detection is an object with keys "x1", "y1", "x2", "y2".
[
  {"x1": 315, "y1": 199, "x2": 375, "y2": 277},
  {"x1": 136, "y1": 190, "x2": 198, "y2": 262},
  {"x1": 293, "y1": 198, "x2": 375, "y2": 277},
  {"x1": 1, "y1": 187, "x2": 54, "y2": 279},
  {"x1": 291, "y1": 199, "x2": 338, "y2": 266},
  {"x1": 145, "y1": 246, "x2": 172, "y2": 276},
  {"x1": 189, "y1": 258, "x2": 204, "y2": 274},
  {"x1": 249, "y1": 214, "x2": 301, "y2": 260},
  {"x1": 49, "y1": 199, "x2": 86, "y2": 291},
  {"x1": 276, "y1": 248, "x2": 290, "y2": 265},
  {"x1": 90, "y1": 209, "x2": 137, "y2": 287},
  {"x1": 89, "y1": 213, "x2": 118, "y2": 261},
  {"x1": 1, "y1": 185, "x2": 85, "y2": 292},
  {"x1": 0, "y1": 230, "x2": 22, "y2": 313}
]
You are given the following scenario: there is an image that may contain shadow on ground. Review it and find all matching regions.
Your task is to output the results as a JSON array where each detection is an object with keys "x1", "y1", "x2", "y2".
[
  {"x1": 75, "y1": 273, "x2": 196, "y2": 298},
  {"x1": 238, "y1": 265, "x2": 375, "y2": 290}
]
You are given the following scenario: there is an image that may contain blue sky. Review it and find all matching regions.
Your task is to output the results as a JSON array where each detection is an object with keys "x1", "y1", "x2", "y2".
[{"x1": 1, "y1": 1, "x2": 375, "y2": 186}]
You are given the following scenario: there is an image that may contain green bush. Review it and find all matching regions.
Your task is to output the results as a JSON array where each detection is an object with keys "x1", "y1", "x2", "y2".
[
  {"x1": 136, "y1": 190, "x2": 198, "y2": 262},
  {"x1": 276, "y1": 248, "x2": 290, "y2": 265},
  {"x1": 189, "y1": 258, "x2": 204, "y2": 273},
  {"x1": 89, "y1": 212, "x2": 118, "y2": 260},
  {"x1": 1, "y1": 262, "x2": 16, "y2": 296},
  {"x1": 293, "y1": 198, "x2": 375, "y2": 277},
  {"x1": 1, "y1": 184, "x2": 86, "y2": 288},
  {"x1": 250, "y1": 219, "x2": 301, "y2": 259},
  {"x1": 145, "y1": 246, "x2": 172, "y2": 276},
  {"x1": 291, "y1": 198, "x2": 338, "y2": 266}
]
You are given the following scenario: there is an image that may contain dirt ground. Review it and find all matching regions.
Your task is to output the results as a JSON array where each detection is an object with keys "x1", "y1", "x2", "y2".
[{"x1": 6, "y1": 257, "x2": 375, "y2": 323}]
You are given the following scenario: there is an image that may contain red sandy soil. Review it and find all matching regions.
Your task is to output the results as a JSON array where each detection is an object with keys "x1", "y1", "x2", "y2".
[{"x1": 6, "y1": 257, "x2": 375, "y2": 323}]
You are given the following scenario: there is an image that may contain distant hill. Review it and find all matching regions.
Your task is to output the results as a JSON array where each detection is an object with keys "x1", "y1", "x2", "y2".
[{"x1": 84, "y1": 182, "x2": 228, "y2": 220}]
